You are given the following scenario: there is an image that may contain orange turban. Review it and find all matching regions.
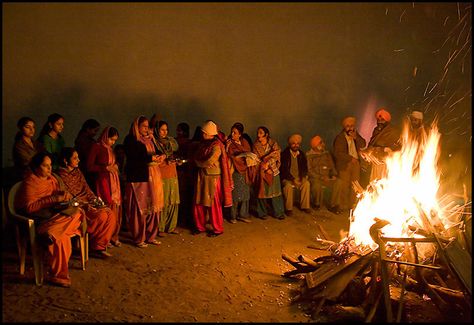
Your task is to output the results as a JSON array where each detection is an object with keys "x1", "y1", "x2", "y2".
[
  {"x1": 375, "y1": 108, "x2": 391, "y2": 122},
  {"x1": 310, "y1": 135, "x2": 322, "y2": 148},
  {"x1": 342, "y1": 116, "x2": 356, "y2": 127}
]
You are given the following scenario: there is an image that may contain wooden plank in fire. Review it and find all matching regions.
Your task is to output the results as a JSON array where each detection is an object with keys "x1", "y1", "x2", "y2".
[
  {"x1": 309, "y1": 253, "x2": 373, "y2": 301},
  {"x1": 305, "y1": 250, "x2": 372, "y2": 290},
  {"x1": 442, "y1": 238, "x2": 472, "y2": 295}
]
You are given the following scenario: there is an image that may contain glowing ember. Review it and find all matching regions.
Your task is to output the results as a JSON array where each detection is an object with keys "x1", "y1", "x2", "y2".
[{"x1": 349, "y1": 120, "x2": 454, "y2": 249}]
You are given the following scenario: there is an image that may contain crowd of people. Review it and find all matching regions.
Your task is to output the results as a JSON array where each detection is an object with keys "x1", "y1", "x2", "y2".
[{"x1": 10, "y1": 108, "x2": 426, "y2": 287}]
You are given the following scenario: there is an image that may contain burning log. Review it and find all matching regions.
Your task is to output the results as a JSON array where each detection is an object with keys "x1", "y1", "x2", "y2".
[{"x1": 282, "y1": 214, "x2": 472, "y2": 323}]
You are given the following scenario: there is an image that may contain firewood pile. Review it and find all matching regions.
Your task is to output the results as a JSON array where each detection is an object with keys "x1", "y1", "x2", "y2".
[{"x1": 282, "y1": 198, "x2": 472, "y2": 323}]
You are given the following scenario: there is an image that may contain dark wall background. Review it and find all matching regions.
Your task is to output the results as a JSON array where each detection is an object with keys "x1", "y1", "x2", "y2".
[{"x1": 3, "y1": 3, "x2": 471, "y2": 193}]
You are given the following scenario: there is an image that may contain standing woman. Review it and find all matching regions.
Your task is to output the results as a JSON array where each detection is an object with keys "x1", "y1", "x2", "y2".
[
  {"x1": 193, "y1": 120, "x2": 233, "y2": 237},
  {"x1": 87, "y1": 126, "x2": 123, "y2": 247},
  {"x1": 37, "y1": 113, "x2": 65, "y2": 171},
  {"x1": 58, "y1": 148, "x2": 116, "y2": 257},
  {"x1": 154, "y1": 120, "x2": 181, "y2": 236},
  {"x1": 225, "y1": 122, "x2": 254, "y2": 224},
  {"x1": 14, "y1": 152, "x2": 84, "y2": 287},
  {"x1": 12, "y1": 117, "x2": 39, "y2": 180},
  {"x1": 252, "y1": 126, "x2": 286, "y2": 220},
  {"x1": 74, "y1": 119, "x2": 101, "y2": 188},
  {"x1": 123, "y1": 116, "x2": 165, "y2": 248}
]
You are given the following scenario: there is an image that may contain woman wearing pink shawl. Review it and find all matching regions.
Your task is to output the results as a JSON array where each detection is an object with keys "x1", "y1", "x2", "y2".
[
  {"x1": 123, "y1": 116, "x2": 165, "y2": 248},
  {"x1": 193, "y1": 120, "x2": 233, "y2": 237},
  {"x1": 87, "y1": 126, "x2": 123, "y2": 247}
]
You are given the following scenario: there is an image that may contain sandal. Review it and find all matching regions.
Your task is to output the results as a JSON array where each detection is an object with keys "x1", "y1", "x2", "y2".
[
  {"x1": 136, "y1": 242, "x2": 148, "y2": 248},
  {"x1": 111, "y1": 240, "x2": 122, "y2": 247},
  {"x1": 146, "y1": 239, "x2": 161, "y2": 246},
  {"x1": 169, "y1": 229, "x2": 180, "y2": 235}
]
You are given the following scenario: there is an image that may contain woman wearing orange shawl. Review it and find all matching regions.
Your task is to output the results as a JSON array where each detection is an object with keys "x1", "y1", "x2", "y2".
[
  {"x1": 193, "y1": 120, "x2": 233, "y2": 237},
  {"x1": 87, "y1": 126, "x2": 123, "y2": 246},
  {"x1": 58, "y1": 147, "x2": 116, "y2": 257},
  {"x1": 252, "y1": 126, "x2": 285, "y2": 220},
  {"x1": 14, "y1": 152, "x2": 84, "y2": 287},
  {"x1": 225, "y1": 122, "x2": 255, "y2": 224},
  {"x1": 123, "y1": 116, "x2": 165, "y2": 247}
]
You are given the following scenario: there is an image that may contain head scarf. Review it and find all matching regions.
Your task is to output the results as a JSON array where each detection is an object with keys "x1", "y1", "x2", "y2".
[{"x1": 375, "y1": 108, "x2": 391, "y2": 122}]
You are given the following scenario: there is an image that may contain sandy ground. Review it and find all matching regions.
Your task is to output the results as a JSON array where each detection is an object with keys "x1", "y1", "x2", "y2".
[{"x1": 1, "y1": 207, "x2": 466, "y2": 323}]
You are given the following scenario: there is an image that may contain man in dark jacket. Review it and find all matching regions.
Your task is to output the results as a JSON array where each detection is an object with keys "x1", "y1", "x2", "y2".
[
  {"x1": 331, "y1": 116, "x2": 366, "y2": 214},
  {"x1": 280, "y1": 134, "x2": 311, "y2": 215}
]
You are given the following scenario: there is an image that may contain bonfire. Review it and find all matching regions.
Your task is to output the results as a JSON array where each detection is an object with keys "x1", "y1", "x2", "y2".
[{"x1": 282, "y1": 120, "x2": 472, "y2": 322}]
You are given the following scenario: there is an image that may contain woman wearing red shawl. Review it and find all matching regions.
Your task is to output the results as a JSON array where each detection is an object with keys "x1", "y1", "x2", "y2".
[
  {"x1": 193, "y1": 120, "x2": 233, "y2": 237},
  {"x1": 252, "y1": 126, "x2": 285, "y2": 220},
  {"x1": 153, "y1": 120, "x2": 181, "y2": 236},
  {"x1": 225, "y1": 122, "x2": 255, "y2": 224},
  {"x1": 87, "y1": 126, "x2": 123, "y2": 247},
  {"x1": 58, "y1": 147, "x2": 116, "y2": 257},
  {"x1": 14, "y1": 152, "x2": 84, "y2": 287},
  {"x1": 123, "y1": 116, "x2": 165, "y2": 248}
]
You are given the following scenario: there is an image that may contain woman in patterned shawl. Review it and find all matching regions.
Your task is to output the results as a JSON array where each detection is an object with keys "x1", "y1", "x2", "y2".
[
  {"x1": 58, "y1": 147, "x2": 116, "y2": 258},
  {"x1": 123, "y1": 116, "x2": 165, "y2": 248},
  {"x1": 225, "y1": 122, "x2": 255, "y2": 224},
  {"x1": 153, "y1": 120, "x2": 181, "y2": 236},
  {"x1": 87, "y1": 126, "x2": 123, "y2": 247},
  {"x1": 252, "y1": 126, "x2": 285, "y2": 220}
]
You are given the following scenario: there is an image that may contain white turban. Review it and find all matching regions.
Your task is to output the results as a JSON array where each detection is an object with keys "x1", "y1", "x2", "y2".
[{"x1": 201, "y1": 121, "x2": 218, "y2": 136}]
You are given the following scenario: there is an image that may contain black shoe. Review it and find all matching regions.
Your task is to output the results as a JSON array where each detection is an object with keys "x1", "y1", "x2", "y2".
[
  {"x1": 207, "y1": 232, "x2": 222, "y2": 237},
  {"x1": 285, "y1": 210, "x2": 293, "y2": 216},
  {"x1": 192, "y1": 229, "x2": 203, "y2": 235},
  {"x1": 314, "y1": 205, "x2": 321, "y2": 210},
  {"x1": 328, "y1": 206, "x2": 341, "y2": 214},
  {"x1": 274, "y1": 215, "x2": 286, "y2": 220},
  {"x1": 302, "y1": 208, "x2": 312, "y2": 214}
]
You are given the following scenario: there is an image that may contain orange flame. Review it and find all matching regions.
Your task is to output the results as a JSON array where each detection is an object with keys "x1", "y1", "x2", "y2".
[{"x1": 349, "y1": 120, "x2": 452, "y2": 249}]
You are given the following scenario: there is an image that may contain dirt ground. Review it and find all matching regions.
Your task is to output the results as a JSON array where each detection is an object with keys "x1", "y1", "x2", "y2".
[{"x1": 1, "y1": 207, "x2": 467, "y2": 323}]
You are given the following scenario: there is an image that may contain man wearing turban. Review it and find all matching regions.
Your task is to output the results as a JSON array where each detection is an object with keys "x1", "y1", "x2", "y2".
[
  {"x1": 331, "y1": 116, "x2": 367, "y2": 214},
  {"x1": 306, "y1": 135, "x2": 338, "y2": 210},
  {"x1": 280, "y1": 133, "x2": 311, "y2": 215},
  {"x1": 361, "y1": 107, "x2": 401, "y2": 182}
]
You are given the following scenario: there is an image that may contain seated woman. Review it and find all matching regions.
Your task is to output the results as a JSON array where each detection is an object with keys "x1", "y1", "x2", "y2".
[
  {"x1": 57, "y1": 147, "x2": 116, "y2": 257},
  {"x1": 14, "y1": 152, "x2": 84, "y2": 288}
]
